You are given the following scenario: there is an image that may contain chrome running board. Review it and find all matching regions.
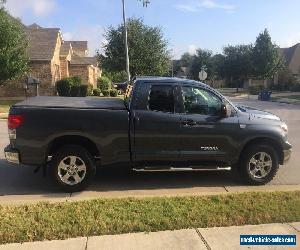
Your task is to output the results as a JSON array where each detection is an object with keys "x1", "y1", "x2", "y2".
[{"x1": 133, "y1": 166, "x2": 231, "y2": 172}]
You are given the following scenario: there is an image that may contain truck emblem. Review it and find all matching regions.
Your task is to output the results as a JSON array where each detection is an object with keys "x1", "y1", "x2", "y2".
[{"x1": 200, "y1": 146, "x2": 219, "y2": 151}]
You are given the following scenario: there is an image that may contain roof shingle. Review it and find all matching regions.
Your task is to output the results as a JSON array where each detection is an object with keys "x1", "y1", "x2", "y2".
[
  {"x1": 66, "y1": 41, "x2": 88, "y2": 57},
  {"x1": 26, "y1": 27, "x2": 60, "y2": 61},
  {"x1": 70, "y1": 54, "x2": 98, "y2": 66}
]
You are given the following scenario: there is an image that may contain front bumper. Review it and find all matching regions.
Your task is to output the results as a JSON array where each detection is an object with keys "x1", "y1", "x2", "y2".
[
  {"x1": 281, "y1": 140, "x2": 292, "y2": 164},
  {"x1": 4, "y1": 145, "x2": 20, "y2": 164},
  {"x1": 283, "y1": 149, "x2": 292, "y2": 164}
]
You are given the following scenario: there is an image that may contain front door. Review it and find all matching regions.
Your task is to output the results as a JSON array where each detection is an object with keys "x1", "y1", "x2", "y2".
[
  {"x1": 179, "y1": 85, "x2": 239, "y2": 165},
  {"x1": 133, "y1": 84, "x2": 182, "y2": 165}
]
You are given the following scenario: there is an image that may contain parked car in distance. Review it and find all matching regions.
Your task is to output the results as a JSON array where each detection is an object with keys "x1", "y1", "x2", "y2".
[{"x1": 4, "y1": 77, "x2": 292, "y2": 192}]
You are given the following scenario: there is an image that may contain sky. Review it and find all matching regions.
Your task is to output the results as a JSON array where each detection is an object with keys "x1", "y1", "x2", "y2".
[{"x1": 3, "y1": 0, "x2": 300, "y2": 58}]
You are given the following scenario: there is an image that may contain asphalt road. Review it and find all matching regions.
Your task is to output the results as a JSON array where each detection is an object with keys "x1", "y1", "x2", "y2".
[{"x1": 0, "y1": 97, "x2": 299, "y2": 198}]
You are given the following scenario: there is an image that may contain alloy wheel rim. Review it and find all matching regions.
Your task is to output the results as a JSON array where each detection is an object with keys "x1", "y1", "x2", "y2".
[
  {"x1": 58, "y1": 156, "x2": 86, "y2": 186},
  {"x1": 248, "y1": 152, "x2": 272, "y2": 179}
]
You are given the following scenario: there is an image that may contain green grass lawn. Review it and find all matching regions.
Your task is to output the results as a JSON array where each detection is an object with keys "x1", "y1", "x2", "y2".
[
  {"x1": 0, "y1": 191, "x2": 299, "y2": 244},
  {"x1": 0, "y1": 100, "x2": 19, "y2": 113}
]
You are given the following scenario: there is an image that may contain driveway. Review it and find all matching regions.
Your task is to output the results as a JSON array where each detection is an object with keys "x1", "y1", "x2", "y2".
[{"x1": 0, "y1": 97, "x2": 299, "y2": 201}]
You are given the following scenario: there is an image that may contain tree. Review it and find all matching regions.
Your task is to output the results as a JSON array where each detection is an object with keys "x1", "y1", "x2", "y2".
[
  {"x1": 99, "y1": 18, "x2": 170, "y2": 77},
  {"x1": 180, "y1": 52, "x2": 193, "y2": 67},
  {"x1": 0, "y1": 7, "x2": 28, "y2": 85},
  {"x1": 223, "y1": 44, "x2": 253, "y2": 91},
  {"x1": 172, "y1": 52, "x2": 193, "y2": 77},
  {"x1": 275, "y1": 67, "x2": 297, "y2": 91},
  {"x1": 138, "y1": 0, "x2": 150, "y2": 6},
  {"x1": 252, "y1": 29, "x2": 283, "y2": 80},
  {"x1": 190, "y1": 49, "x2": 213, "y2": 80},
  {"x1": 211, "y1": 53, "x2": 226, "y2": 80}
]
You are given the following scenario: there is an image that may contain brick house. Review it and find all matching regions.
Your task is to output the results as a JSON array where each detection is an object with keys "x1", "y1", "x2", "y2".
[
  {"x1": 278, "y1": 43, "x2": 300, "y2": 81},
  {"x1": 0, "y1": 23, "x2": 101, "y2": 97}
]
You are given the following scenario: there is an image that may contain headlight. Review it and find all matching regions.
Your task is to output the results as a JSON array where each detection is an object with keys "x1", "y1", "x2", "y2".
[{"x1": 281, "y1": 123, "x2": 288, "y2": 133}]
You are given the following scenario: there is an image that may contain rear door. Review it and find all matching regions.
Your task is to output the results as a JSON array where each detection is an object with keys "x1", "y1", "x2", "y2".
[
  {"x1": 132, "y1": 82, "x2": 182, "y2": 165},
  {"x1": 179, "y1": 85, "x2": 239, "y2": 165}
]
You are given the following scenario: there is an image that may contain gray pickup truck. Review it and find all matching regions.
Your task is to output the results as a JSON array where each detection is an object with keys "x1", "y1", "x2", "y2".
[{"x1": 4, "y1": 77, "x2": 292, "y2": 191}]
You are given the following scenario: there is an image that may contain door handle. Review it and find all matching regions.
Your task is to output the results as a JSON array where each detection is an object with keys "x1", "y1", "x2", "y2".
[{"x1": 133, "y1": 116, "x2": 140, "y2": 125}]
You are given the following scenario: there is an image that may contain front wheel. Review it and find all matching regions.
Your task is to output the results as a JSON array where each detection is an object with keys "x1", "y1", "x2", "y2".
[
  {"x1": 238, "y1": 144, "x2": 279, "y2": 185},
  {"x1": 50, "y1": 145, "x2": 95, "y2": 192}
]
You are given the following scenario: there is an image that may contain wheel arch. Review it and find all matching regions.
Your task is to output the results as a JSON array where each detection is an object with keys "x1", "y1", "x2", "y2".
[
  {"x1": 239, "y1": 137, "x2": 284, "y2": 165},
  {"x1": 47, "y1": 135, "x2": 100, "y2": 159}
]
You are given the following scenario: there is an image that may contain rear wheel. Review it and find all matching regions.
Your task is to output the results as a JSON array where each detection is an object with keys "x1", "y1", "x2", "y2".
[
  {"x1": 238, "y1": 144, "x2": 279, "y2": 185},
  {"x1": 50, "y1": 145, "x2": 95, "y2": 192}
]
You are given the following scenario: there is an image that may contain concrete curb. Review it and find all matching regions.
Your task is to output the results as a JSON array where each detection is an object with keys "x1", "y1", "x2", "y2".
[
  {"x1": 0, "y1": 184, "x2": 299, "y2": 205},
  {"x1": 0, "y1": 222, "x2": 299, "y2": 249}
]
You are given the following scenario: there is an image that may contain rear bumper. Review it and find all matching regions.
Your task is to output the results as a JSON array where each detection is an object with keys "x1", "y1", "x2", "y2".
[{"x1": 4, "y1": 145, "x2": 20, "y2": 164}]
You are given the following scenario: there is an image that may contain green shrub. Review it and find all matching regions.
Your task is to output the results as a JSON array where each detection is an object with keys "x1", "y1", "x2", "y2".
[
  {"x1": 103, "y1": 71, "x2": 127, "y2": 83},
  {"x1": 102, "y1": 89, "x2": 110, "y2": 97},
  {"x1": 88, "y1": 85, "x2": 94, "y2": 96},
  {"x1": 97, "y1": 76, "x2": 111, "y2": 92},
  {"x1": 56, "y1": 79, "x2": 71, "y2": 96},
  {"x1": 248, "y1": 85, "x2": 264, "y2": 95},
  {"x1": 56, "y1": 76, "x2": 89, "y2": 97},
  {"x1": 93, "y1": 88, "x2": 101, "y2": 96},
  {"x1": 69, "y1": 78, "x2": 81, "y2": 97},
  {"x1": 69, "y1": 76, "x2": 82, "y2": 85},
  {"x1": 70, "y1": 85, "x2": 80, "y2": 97},
  {"x1": 109, "y1": 89, "x2": 118, "y2": 97}
]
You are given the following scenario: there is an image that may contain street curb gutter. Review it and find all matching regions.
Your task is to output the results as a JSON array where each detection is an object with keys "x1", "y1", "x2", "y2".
[{"x1": 0, "y1": 184, "x2": 299, "y2": 205}]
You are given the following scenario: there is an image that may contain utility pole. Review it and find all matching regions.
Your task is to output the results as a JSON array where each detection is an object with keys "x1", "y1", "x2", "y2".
[{"x1": 122, "y1": 0, "x2": 130, "y2": 82}]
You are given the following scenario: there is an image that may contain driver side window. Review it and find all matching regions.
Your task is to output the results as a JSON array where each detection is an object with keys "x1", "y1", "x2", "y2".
[{"x1": 181, "y1": 86, "x2": 222, "y2": 115}]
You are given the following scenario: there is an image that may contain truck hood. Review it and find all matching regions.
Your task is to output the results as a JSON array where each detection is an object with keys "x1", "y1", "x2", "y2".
[
  {"x1": 236, "y1": 105, "x2": 281, "y2": 121},
  {"x1": 13, "y1": 96, "x2": 126, "y2": 110}
]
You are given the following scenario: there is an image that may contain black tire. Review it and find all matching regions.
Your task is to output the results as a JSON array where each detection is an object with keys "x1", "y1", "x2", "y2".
[
  {"x1": 50, "y1": 145, "x2": 95, "y2": 192},
  {"x1": 238, "y1": 144, "x2": 279, "y2": 185}
]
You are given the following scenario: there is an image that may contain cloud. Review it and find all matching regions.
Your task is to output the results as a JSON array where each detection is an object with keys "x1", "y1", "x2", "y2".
[
  {"x1": 174, "y1": 0, "x2": 236, "y2": 13},
  {"x1": 188, "y1": 44, "x2": 198, "y2": 54},
  {"x1": 175, "y1": 4, "x2": 198, "y2": 12},
  {"x1": 5, "y1": 0, "x2": 56, "y2": 17},
  {"x1": 63, "y1": 25, "x2": 105, "y2": 56},
  {"x1": 171, "y1": 44, "x2": 199, "y2": 59}
]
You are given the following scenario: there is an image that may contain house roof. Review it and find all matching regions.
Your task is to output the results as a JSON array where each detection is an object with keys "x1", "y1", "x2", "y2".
[
  {"x1": 70, "y1": 54, "x2": 98, "y2": 66},
  {"x1": 279, "y1": 43, "x2": 299, "y2": 65},
  {"x1": 66, "y1": 41, "x2": 88, "y2": 57},
  {"x1": 279, "y1": 43, "x2": 300, "y2": 74},
  {"x1": 60, "y1": 41, "x2": 72, "y2": 57},
  {"x1": 26, "y1": 27, "x2": 60, "y2": 61},
  {"x1": 27, "y1": 23, "x2": 42, "y2": 29}
]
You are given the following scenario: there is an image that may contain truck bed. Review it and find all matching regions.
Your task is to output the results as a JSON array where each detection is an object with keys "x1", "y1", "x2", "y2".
[{"x1": 14, "y1": 96, "x2": 126, "y2": 110}]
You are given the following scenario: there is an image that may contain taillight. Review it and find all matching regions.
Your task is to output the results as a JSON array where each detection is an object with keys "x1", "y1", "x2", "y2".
[{"x1": 8, "y1": 114, "x2": 24, "y2": 129}]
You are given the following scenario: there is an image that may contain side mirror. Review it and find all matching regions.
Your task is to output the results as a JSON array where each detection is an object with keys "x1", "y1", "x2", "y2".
[{"x1": 220, "y1": 104, "x2": 229, "y2": 118}]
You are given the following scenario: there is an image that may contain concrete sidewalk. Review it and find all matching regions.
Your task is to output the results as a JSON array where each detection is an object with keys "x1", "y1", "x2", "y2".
[{"x1": 0, "y1": 223, "x2": 299, "y2": 250}]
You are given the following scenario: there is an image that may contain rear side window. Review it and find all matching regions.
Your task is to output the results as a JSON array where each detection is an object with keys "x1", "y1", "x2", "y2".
[{"x1": 148, "y1": 85, "x2": 174, "y2": 113}]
